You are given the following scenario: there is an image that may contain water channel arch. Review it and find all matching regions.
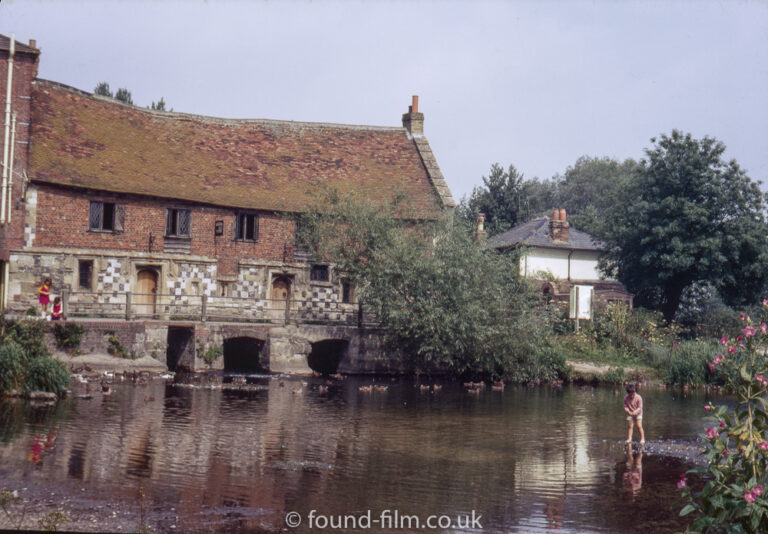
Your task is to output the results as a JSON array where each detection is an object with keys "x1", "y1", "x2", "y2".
[
  {"x1": 223, "y1": 336, "x2": 266, "y2": 372},
  {"x1": 307, "y1": 338, "x2": 349, "y2": 375}
]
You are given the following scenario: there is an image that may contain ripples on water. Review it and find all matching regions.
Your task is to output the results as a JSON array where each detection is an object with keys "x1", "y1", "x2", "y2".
[{"x1": 0, "y1": 376, "x2": 721, "y2": 532}]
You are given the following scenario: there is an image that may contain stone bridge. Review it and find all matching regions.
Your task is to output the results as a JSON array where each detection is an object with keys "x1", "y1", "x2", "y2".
[{"x1": 49, "y1": 320, "x2": 399, "y2": 375}]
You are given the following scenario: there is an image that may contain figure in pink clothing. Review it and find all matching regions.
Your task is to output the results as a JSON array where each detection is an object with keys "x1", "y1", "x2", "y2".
[{"x1": 623, "y1": 383, "x2": 645, "y2": 444}]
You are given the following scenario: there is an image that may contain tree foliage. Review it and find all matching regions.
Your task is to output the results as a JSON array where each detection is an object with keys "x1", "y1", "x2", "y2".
[
  {"x1": 458, "y1": 163, "x2": 532, "y2": 236},
  {"x1": 297, "y1": 189, "x2": 564, "y2": 380},
  {"x1": 94, "y1": 81, "x2": 112, "y2": 97},
  {"x1": 151, "y1": 97, "x2": 167, "y2": 111},
  {"x1": 600, "y1": 131, "x2": 768, "y2": 322},
  {"x1": 114, "y1": 87, "x2": 133, "y2": 105}
]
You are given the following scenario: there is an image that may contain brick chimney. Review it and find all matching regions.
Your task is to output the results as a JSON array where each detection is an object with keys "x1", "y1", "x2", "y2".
[
  {"x1": 475, "y1": 212, "x2": 487, "y2": 243},
  {"x1": 401, "y1": 95, "x2": 424, "y2": 135},
  {"x1": 550, "y1": 208, "x2": 570, "y2": 243}
]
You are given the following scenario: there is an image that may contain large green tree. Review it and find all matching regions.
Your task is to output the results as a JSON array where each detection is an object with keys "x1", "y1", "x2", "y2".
[
  {"x1": 554, "y1": 156, "x2": 640, "y2": 236},
  {"x1": 298, "y1": 190, "x2": 562, "y2": 380},
  {"x1": 600, "y1": 130, "x2": 768, "y2": 322},
  {"x1": 458, "y1": 163, "x2": 530, "y2": 236}
]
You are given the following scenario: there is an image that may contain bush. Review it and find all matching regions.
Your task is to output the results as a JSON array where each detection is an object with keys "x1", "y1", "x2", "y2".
[
  {"x1": 24, "y1": 357, "x2": 70, "y2": 397},
  {"x1": 52, "y1": 323, "x2": 84, "y2": 349},
  {"x1": 678, "y1": 306, "x2": 768, "y2": 532},
  {"x1": 2, "y1": 318, "x2": 50, "y2": 358},
  {"x1": 0, "y1": 341, "x2": 27, "y2": 395},
  {"x1": 663, "y1": 339, "x2": 720, "y2": 387}
]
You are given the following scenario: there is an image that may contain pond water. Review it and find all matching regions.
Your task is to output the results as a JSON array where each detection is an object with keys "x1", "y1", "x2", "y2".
[{"x1": 0, "y1": 375, "x2": 722, "y2": 533}]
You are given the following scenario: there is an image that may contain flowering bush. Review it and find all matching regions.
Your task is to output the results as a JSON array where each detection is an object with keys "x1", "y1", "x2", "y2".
[{"x1": 678, "y1": 303, "x2": 768, "y2": 532}]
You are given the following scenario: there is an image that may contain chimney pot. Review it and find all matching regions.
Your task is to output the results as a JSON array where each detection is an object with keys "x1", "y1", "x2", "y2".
[
  {"x1": 560, "y1": 209, "x2": 567, "y2": 222},
  {"x1": 29, "y1": 39, "x2": 36, "y2": 49},
  {"x1": 411, "y1": 95, "x2": 419, "y2": 113},
  {"x1": 553, "y1": 209, "x2": 559, "y2": 221}
]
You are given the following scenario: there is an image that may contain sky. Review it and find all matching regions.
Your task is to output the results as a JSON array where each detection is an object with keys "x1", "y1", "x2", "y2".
[{"x1": 2, "y1": 0, "x2": 767, "y2": 202}]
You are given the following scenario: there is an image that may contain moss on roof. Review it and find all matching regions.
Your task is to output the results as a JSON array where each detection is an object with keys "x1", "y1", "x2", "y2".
[{"x1": 29, "y1": 81, "x2": 445, "y2": 217}]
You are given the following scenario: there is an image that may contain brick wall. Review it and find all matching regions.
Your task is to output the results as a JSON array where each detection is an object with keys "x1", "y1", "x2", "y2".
[
  {"x1": 0, "y1": 48, "x2": 39, "y2": 260},
  {"x1": 33, "y1": 184, "x2": 296, "y2": 272}
]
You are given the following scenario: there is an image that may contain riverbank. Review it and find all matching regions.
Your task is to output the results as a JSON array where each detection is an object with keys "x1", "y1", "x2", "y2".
[{"x1": 52, "y1": 351, "x2": 168, "y2": 373}]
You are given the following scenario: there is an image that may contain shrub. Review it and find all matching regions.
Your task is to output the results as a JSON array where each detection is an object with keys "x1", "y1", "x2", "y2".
[
  {"x1": 601, "y1": 366, "x2": 626, "y2": 384},
  {"x1": 3, "y1": 318, "x2": 50, "y2": 358},
  {"x1": 0, "y1": 341, "x2": 27, "y2": 395},
  {"x1": 24, "y1": 357, "x2": 70, "y2": 397},
  {"x1": 52, "y1": 323, "x2": 84, "y2": 349},
  {"x1": 678, "y1": 306, "x2": 768, "y2": 532},
  {"x1": 663, "y1": 339, "x2": 720, "y2": 387},
  {"x1": 202, "y1": 345, "x2": 223, "y2": 365}
]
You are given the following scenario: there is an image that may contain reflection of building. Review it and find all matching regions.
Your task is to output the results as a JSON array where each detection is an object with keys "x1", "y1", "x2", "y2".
[
  {"x1": 487, "y1": 209, "x2": 633, "y2": 318},
  {"x1": 0, "y1": 34, "x2": 454, "y2": 321}
]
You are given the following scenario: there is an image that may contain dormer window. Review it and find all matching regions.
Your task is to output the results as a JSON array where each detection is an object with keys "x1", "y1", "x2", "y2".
[{"x1": 235, "y1": 212, "x2": 259, "y2": 241}]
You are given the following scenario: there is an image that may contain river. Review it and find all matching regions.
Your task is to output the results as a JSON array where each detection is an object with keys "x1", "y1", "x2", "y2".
[{"x1": 0, "y1": 374, "x2": 719, "y2": 533}]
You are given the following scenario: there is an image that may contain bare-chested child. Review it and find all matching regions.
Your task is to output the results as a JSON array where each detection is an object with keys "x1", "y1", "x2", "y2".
[{"x1": 623, "y1": 383, "x2": 644, "y2": 445}]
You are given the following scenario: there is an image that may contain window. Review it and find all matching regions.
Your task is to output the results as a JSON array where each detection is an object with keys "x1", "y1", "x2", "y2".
[
  {"x1": 78, "y1": 260, "x2": 94, "y2": 290},
  {"x1": 89, "y1": 201, "x2": 123, "y2": 232},
  {"x1": 342, "y1": 280, "x2": 354, "y2": 303},
  {"x1": 310, "y1": 265, "x2": 329, "y2": 282},
  {"x1": 235, "y1": 213, "x2": 259, "y2": 241},
  {"x1": 166, "y1": 208, "x2": 191, "y2": 237}
]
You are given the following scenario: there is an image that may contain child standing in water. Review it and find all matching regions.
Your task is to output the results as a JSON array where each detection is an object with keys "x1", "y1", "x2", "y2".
[
  {"x1": 624, "y1": 383, "x2": 645, "y2": 444},
  {"x1": 38, "y1": 278, "x2": 52, "y2": 316}
]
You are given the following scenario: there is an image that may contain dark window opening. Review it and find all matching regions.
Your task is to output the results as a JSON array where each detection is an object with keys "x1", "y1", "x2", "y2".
[
  {"x1": 89, "y1": 201, "x2": 122, "y2": 231},
  {"x1": 166, "y1": 208, "x2": 191, "y2": 237},
  {"x1": 166, "y1": 327, "x2": 194, "y2": 372},
  {"x1": 342, "y1": 280, "x2": 354, "y2": 303},
  {"x1": 235, "y1": 213, "x2": 259, "y2": 241},
  {"x1": 311, "y1": 265, "x2": 329, "y2": 282},
  {"x1": 78, "y1": 260, "x2": 94, "y2": 290}
]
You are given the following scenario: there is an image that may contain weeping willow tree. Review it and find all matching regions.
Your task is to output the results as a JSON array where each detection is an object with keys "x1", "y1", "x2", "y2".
[{"x1": 296, "y1": 189, "x2": 565, "y2": 381}]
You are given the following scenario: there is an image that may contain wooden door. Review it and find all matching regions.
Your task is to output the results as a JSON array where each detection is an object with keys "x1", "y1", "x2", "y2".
[
  {"x1": 135, "y1": 269, "x2": 158, "y2": 317},
  {"x1": 270, "y1": 277, "x2": 291, "y2": 311}
]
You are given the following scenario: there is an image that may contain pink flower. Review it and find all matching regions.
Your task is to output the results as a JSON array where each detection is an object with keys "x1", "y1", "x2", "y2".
[
  {"x1": 706, "y1": 428, "x2": 717, "y2": 439},
  {"x1": 737, "y1": 335, "x2": 743, "y2": 342},
  {"x1": 704, "y1": 405, "x2": 711, "y2": 411},
  {"x1": 719, "y1": 422, "x2": 725, "y2": 428},
  {"x1": 722, "y1": 449, "x2": 729, "y2": 456},
  {"x1": 754, "y1": 485, "x2": 764, "y2": 497},
  {"x1": 745, "y1": 490, "x2": 756, "y2": 503},
  {"x1": 708, "y1": 363, "x2": 715, "y2": 373},
  {"x1": 763, "y1": 299, "x2": 768, "y2": 307},
  {"x1": 728, "y1": 346, "x2": 737, "y2": 354},
  {"x1": 720, "y1": 336, "x2": 728, "y2": 346},
  {"x1": 713, "y1": 354, "x2": 725, "y2": 364},
  {"x1": 760, "y1": 441, "x2": 768, "y2": 450},
  {"x1": 744, "y1": 326, "x2": 756, "y2": 338},
  {"x1": 761, "y1": 323, "x2": 767, "y2": 334},
  {"x1": 740, "y1": 313, "x2": 746, "y2": 321},
  {"x1": 677, "y1": 479, "x2": 687, "y2": 489},
  {"x1": 756, "y1": 375, "x2": 768, "y2": 388}
]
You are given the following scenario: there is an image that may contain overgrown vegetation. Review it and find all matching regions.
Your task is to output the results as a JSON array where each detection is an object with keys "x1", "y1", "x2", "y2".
[
  {"x1": 0, "y1": 319, "x2": 69, "y2": 398},
  {"x1": 297, "y1": 189, "x2": 567, "y2": 381},
  {"x1": 201, "y1": 345, "x2": 223, "y2": 366},
  {"x1": 678, "y1": 308, "x2": 768, "y2": 532},
  {"x1": 52, "y1": 323, "x2": 85, "y2": 350},
  {"x1": 106, "y1": 334, "x2": 137, "y2": 359}
]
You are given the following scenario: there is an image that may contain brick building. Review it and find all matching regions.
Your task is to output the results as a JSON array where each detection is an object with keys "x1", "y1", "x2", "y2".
[{"x1": 0, "y1": 34, "x2": 455, "y2": 323}]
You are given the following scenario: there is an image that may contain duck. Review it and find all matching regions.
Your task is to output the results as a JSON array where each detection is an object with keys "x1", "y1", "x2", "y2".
[
  {"x1": 373, "y1": 385, "x2": 389, "y2": 393},
  {"x1": 431, "y1": 385, "x2": 442, "y2": 392},
  {"x1": 358, "y1": 385, "x2": 373, "y2": 393},
  {"x1": 318, "y1": 385, "x2": 328, "y2": 393},
  {"x1": 419, "y1": 384, "x2": 431, "y2": 393},
  {"x1": 491, "y1": 381, "x2": 505, "y2": 391},
  {"x1": 292, "y1": 386, "x2": 303, "y2": 395}
]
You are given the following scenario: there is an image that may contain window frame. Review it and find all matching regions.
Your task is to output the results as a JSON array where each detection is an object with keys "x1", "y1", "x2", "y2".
[
  {"x1": 235, "y1": 212, "x2": 259, "y2": 242},
  {"x1": 165, "y1": 207, "x2": 191, "y2": 238},
  {"x1": 88, "y1": 201, "x2": 124, "y2": 232},
  {"x1": 310, "y1": 264, "x2": 330, "y2": 283}
]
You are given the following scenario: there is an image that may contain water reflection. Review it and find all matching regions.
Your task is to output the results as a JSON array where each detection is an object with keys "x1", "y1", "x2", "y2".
[{"x1": 0, "y1": 378, "x2": 720, "y2": 532}]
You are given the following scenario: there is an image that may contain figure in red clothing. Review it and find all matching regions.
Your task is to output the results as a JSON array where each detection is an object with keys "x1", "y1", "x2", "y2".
[{"x1": 38, "y1": 277, "x2": 52, "y2": 315}]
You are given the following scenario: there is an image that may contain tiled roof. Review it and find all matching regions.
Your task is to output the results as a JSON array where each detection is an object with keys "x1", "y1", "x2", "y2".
[
  {"x1": 486, "y1": 216, "x2": 603, "y2": 251},
  {"x1": 0, "y1": 35, "x2": 39, "y2": 55},
  {"x1": 28, "y1": 80, "x2": 450, "y2": 217}
]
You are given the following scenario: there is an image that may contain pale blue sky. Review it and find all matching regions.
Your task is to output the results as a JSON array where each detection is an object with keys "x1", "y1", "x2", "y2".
[{"x1": 3, "y1": 0, "x2": 767, "y2": 201}]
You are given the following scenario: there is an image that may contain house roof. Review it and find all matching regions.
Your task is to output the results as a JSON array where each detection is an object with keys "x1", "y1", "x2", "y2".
[
  {"x1": 28, "y1": 79, "x2": 453, "y2": 217},
  {"x1": 0, "y1": 35, "x2": 39, "y2": 55},
  {"x1": 486, "y1": 216, "x2": 603, "y2": 251}
]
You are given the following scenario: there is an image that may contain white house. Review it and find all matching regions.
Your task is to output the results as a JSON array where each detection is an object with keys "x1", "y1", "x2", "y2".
[{"x1": 486, "y1": 209, "x2": 633, "y2": 318}]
